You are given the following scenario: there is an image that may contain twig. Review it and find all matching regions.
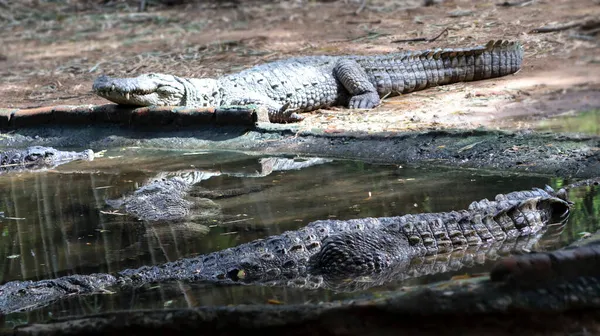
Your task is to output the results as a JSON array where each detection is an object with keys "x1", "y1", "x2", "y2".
[
  {"x1": 448, "y1": 9, "x2": 473, "y2": 18},
  {"x1": 355, "y1": 0, "x2": 367, "y2": 15},
  {"x1": 346, "y1": 19, "x2": 382, "y2": 25},
  {"x1": 496, "y1": 0, "x2": 534, "y2": 7},
  {"x1": 222, "y1": 218, "x2": 254, "y2": 225},
  {"x1": 584, "y1": 26, "x2": 600, "y2": 35},
  {"x1": 391, "y1": 28, "x2": 448, "y2": 43},
  {"x1": 530, "y1": 21, "x2": 582, "y2": 33},
  {"x1": 340, "y1": 31, "x2": 390, "y2": 43},
  {"x1": 568, "y1": 33, "x2": 597, "y2": 42}
]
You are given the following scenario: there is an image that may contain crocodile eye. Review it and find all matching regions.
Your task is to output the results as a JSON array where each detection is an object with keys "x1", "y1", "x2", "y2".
[
  {"x1": 25, "y1": 154, "x2": 42, "y2": 161},
  {"x1": 156, "y1": 86, "x2": 170, "y2": 94}
]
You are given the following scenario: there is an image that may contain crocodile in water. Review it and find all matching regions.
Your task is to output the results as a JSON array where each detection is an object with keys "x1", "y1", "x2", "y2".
[
  {"x1": 117, "y1": 186, "x2": 568, "y2": 291},
  {"x1": 0, "y1": 146, "x2": 94, "y2": 174},
  {"x1": 16, "y1": 239, "x2": 600, "y2": 336},
  {"x1": 0, "y1": 186, "x2": 570, "y2": 314},
  {"x1": 93, "y1": 40, "x2": 524, "y2": 123}
]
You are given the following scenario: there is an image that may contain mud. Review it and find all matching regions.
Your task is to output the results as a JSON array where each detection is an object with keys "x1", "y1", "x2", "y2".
[
  {"x1": 1, "y1": 123, "x2": 598, "y2": 179},
  {"x1": 12, "y1": 274, "x2": 600, "y2": 336}
]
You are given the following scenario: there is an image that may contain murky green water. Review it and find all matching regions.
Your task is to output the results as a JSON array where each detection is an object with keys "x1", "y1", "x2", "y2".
[
  {"x1": 1, "y1": 148, "x2": 599, "y2": 327},
  {"x1": 536, "y1": 109, "x2": 600, "y2": 135}
]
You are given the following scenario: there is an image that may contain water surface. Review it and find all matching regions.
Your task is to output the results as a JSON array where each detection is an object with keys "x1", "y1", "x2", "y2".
[
  {"x1": 0, "y1": 148, "x2": 598, "y2": 327},
  {"x1": 536, "y1": 109, "x2": 600, "y2": 136}
]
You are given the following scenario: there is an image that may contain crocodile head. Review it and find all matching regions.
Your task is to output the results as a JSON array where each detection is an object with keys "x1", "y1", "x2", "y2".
[
  {"x1": 1, "y1": 146, "x2": 94, "y2": 170},
  {"x1": 93, "y1": 73, "x2": 220, "y2": 107}
]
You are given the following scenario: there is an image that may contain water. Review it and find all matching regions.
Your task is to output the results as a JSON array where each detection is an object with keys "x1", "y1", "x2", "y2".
[
  {"x1": 0, "y1": 147, "x2": 599, "y2": 327},
  {"x1": 536, "y1": 109, "x2": 600, "y2": 136}
]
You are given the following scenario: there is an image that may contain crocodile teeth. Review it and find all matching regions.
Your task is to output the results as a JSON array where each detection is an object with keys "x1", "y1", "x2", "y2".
[
  {"x1": 111, "y1": 84, "x2": 115, "y2": 91},
  {"x1": 125, "y1": 92, "x2": 130, "y2": 100}
]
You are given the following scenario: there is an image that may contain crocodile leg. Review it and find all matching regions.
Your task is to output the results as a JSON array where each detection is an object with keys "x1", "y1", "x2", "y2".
[
  {"x1": 228, "y1": 95, "x2": 304, "y2": 123},
  {"x1": 333, "y1": 59, "x2": 381, "y2": 109}
]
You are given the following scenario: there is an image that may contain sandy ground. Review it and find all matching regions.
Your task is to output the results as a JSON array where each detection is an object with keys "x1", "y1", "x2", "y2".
[{"x1": 0, "y1": 0, "x2": 599, "y2": 133}]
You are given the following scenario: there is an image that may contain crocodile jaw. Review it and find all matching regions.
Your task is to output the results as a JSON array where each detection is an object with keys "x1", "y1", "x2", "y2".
[
  {"x1": 93, "y1": 73, "x2": 186, "y2": 106},
  {"x1": 50, "y1": 149, "x2": 95, "y2": 166},
  {"x1": 8, "y1": 146, "x2": 94, "y2": 167}
]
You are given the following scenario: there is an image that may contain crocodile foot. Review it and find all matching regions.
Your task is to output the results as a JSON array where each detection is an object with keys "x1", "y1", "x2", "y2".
[{"x1": 348, "y1": 92, "x2": 380, "y2": 109}]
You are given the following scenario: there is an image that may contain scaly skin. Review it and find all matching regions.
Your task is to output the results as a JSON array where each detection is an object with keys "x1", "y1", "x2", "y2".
[
  {"x1": 189, "y1": 186, "x2": 569, "y2": 288},
  {"x1": 0, "y1": 146, "x2": 94, "y2": 173},
  {"x1": 0, "y1": 186, "x2": 571, "y2": 314},
  {"x1": 93, "y1": 40, "x2": 524, "y2": 123},
  {"x1": 15, "y1": 239, "x2": 600, "y2": 336}
]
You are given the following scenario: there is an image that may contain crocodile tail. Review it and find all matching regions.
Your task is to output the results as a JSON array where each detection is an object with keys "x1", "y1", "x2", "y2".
[
  {"x1": 477, "y1": 40, "x2": 524, "y2": 80},
  {"x1": 368, "y1": 40, "x2": 524, "y2": 95},
  {"x1": 431, "y1": 40, "x2": 524, "y2": 83},
  {"x1": 493, "y1": 196, "x2": 571, "y2": 234},
  {"x1": 462, "y1": 194, "x2": 569, "y2": 247}
]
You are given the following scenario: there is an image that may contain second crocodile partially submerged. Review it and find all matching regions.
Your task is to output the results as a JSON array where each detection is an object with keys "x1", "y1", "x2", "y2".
[
  {"x1": 93, "y1": 40, "x2": 524, "y2": 123},
  {"x1": 0, "y1": 186, "x2": 572, "y2": 316},
  {"x1": 117, "y1": 186, "x2": 569, "y2": 290},
  {"x1": 0, "y1": 146, "x2": 94, "y2": 173}
]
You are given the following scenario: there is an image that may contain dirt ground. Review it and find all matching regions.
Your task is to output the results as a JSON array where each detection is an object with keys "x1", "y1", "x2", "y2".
[{"x1": 1, "y1": 0, "x2": 599, "y2": 133}]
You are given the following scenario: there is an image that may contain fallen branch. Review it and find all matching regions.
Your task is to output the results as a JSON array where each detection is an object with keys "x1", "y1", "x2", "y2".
[
  {"x1": 496, "y1": 0, "x2": 534, "y2": 7},
  {"x1": 391, "y1": 28, "x2": 448, "y2": 43},
  {"x1": 530, "y1": 21, "x2": 582, "y2": 33},
  {"x1": 346, "y1": 19, "x2": 382, "y2": 25}
]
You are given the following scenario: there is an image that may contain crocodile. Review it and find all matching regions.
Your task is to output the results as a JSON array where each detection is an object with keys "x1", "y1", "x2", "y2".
[
  {"x1": 116, "y1": 186, "x2": 569, "y2": 291},
  {"x1": 93, "y1": 40, "x2": 524, "y2": 123},
  {"x1": 0, "y1": 146, "x2": 94, "y2": 173},
  {"x1": 15, "y1": 239, "x2": 600, "y2": 336},
  {"x1": 0, "y1": 186, "x2": 570, "y2": 314}
]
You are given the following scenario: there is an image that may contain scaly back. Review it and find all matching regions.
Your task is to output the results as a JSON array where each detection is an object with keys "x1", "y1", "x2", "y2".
[{"x1": 350, "y1": 40, "x2": 524, "y2": 95}]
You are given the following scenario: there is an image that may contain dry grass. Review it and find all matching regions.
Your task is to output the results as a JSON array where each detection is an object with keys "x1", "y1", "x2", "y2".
[{"x1": 0, "y1": 0, "x2": 599, "y2": 130}]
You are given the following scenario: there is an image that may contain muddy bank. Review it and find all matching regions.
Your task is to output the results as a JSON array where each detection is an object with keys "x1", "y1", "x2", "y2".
[
  {"x1": 1, "y1": 124, "x2": 599, "y2": 178},
  {"x1": 12, "y1": 273, "x2": 600, "y2": 336}
]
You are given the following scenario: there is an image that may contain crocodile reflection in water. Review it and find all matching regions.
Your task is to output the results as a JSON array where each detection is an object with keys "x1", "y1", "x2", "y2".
[
  {"x1": 102, "y1": 156, "x2": 334, "y2": 261},
  {"x1": 105, "y1": 156, "x2": 333, "y2": 223}
]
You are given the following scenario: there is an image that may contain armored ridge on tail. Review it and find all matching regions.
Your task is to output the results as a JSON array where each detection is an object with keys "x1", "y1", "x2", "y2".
[{"x1": 93, "y1": 40, "x2": 524, "y2": 123}]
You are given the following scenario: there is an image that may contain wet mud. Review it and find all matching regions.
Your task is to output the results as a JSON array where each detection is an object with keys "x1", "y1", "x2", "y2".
[{"x1": 1, "y1": 123, "x2": 599, "y2": 179}]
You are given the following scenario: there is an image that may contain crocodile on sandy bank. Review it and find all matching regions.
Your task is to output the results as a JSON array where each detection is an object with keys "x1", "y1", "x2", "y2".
[
  {"x1": 0, "y1": 186, "x2": 570, "y2": 314},
  {"x1": 0, "y1": 146, "x2": 94, "y2": 173},
  {"x1": 93, "y1": 40, "x2": 524, "y2": 123}
]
